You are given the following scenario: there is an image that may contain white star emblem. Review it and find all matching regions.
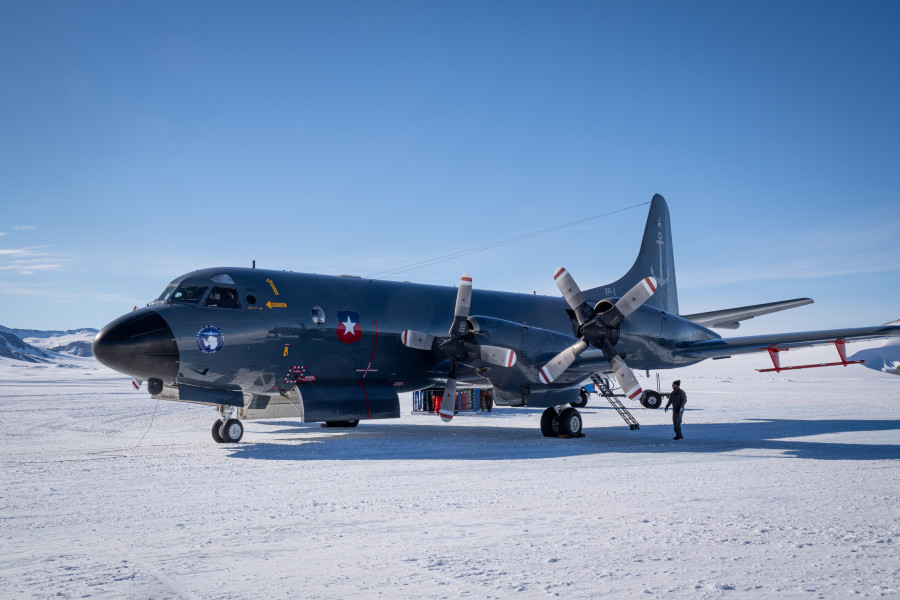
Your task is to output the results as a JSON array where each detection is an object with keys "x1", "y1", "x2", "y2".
[{"x1": 342, "y1": 316, "x2": 357, "y2": 335}]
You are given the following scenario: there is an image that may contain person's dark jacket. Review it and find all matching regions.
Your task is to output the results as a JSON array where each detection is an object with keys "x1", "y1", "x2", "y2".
[{"x1": 666, "y1": 387, "x2": 687, "y2": 411}]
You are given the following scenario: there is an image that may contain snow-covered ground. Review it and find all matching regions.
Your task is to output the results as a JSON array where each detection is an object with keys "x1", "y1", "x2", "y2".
[{"x1": 2, "y1": 344, "x2": 898, "y2": 599}]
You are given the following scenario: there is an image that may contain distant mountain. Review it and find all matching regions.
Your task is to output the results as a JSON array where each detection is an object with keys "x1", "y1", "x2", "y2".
[
  {"x1": 850, "y1": 339, "x2": 900, "y2": 376},
  {"x1": 0, "y1": 326, "x2": 98, "y2": 359},
  {"x1": 0, "y1": 326, "x2": 98, "y2": 339},
  {"x1": 48, "y1": 340, "x2": 95, "y2": 357},
  {"x1": 0, "y1": 331, "x2": 55, "y2": 363}
]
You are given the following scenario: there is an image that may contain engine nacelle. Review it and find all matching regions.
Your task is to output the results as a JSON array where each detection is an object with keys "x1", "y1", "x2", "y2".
[{"x1": 467, "y1": 316, "x2": 579, "y2": 362}]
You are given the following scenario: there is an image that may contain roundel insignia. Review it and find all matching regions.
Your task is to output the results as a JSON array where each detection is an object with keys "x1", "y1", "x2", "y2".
[
  {"x1": 196, "y1": 325, "x2": 225, "y2": 354},
  {"x1": 336, "y1": 311, "x2": 363, "y2": 345}
]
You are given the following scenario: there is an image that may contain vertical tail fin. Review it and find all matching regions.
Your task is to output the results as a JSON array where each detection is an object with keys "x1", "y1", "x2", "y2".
[{"x1": 584, "y1": 194, "x2": 679, "y2": 315}]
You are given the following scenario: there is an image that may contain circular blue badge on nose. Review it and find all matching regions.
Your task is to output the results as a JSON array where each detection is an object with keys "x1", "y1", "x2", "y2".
[{"x1": 197, "y1": 325, "x2": 225, "y2": 354}]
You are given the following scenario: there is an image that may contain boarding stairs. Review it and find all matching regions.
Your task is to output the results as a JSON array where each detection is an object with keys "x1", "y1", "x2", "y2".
[{"x1": 589, "y1": 373, "x2": 640, "y2": 430}]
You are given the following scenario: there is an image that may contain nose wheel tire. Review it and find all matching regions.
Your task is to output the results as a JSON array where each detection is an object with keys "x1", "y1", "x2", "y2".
[
  {"x1": 211, "y1": 419, "x2": 225, "y2": 443},
  {"x1": 640, "y1": 390, "x2": 663, "y2": 409},
  {"x1": 570, "y1": 387, "x2": 589, "y2": 408}
]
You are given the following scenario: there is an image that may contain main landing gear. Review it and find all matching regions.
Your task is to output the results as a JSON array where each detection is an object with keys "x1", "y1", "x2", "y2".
[
  {"x1": 540, "y1": 406, "x2": 583, "y2": 438},
  {"x1": 212, "y1": 407, "x2": 244, "y2": 443}
]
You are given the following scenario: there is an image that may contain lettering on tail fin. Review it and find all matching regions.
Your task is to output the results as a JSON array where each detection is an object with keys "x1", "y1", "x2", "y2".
[{"x1": 651, "y1": 217, "x2": 668, "y2": 289}]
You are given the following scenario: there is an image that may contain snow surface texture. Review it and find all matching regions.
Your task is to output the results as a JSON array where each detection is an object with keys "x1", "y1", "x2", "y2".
[{"x1": 2, "y1": 344, "x2": 898, "y2": 599}]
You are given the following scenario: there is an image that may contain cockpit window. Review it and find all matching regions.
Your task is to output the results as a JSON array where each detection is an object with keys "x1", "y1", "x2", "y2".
[
  {"x1": 204, "y1": 286, "x2": 241, "y2": 309},
  {"x1": 170, "y1": 285, "x2": 208, "y2": 304},
  {"x1": 155, "y1": 284, "x2": 177, "y2": 303}
]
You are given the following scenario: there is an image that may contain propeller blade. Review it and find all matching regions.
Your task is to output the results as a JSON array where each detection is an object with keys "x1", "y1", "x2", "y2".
[
  {"x1": 401, "y1": 330, "x2": 435, "y2": 350},
  {"x1": 554, "y1": 267, "x2": 595, "y2": 325},
  {"x1": 477, "y1": 344, "x2": 517, "y2": 368},
  {"x1": 608, "y1": 354, "x2": 643, "y2": 400},
  {"x1": 538, "y1": 339, "x2": 589, "y2": 384},
  {"x1": 439, "y1": 372, "x2": 458, "y2": 422},
  {"x1": 601, "y1": 277, "x2": 657, "y2": 328},
  {"x1": 131, "y1": 377, "x2": 143, "y2": 390},
  {"x1": 454, "y1": 273, "x2": 472, "y2": 316}
]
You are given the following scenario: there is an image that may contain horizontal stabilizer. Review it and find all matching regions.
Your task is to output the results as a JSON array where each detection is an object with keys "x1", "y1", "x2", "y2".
[{"x1": 682, "y1": 298, "x2": 813, "y2": 330}]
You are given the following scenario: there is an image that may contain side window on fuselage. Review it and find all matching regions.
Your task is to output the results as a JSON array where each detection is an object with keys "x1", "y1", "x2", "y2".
[{"x1": 205, "y1": 286, "x2": 241, "y2": 309}]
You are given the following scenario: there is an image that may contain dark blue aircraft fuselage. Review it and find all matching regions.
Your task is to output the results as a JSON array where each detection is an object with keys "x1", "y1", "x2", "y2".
[{"x1": 94, "y1": 266, "x2": 718, "y2": 414}]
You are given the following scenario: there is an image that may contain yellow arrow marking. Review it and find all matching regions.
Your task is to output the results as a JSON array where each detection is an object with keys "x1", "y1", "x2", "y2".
[
  {"x1": 266, "y1": 278, "x2": 279, "y2": 295},
  {"x1": 266, "y1": 301, "x2": 287, "y2": 309}
]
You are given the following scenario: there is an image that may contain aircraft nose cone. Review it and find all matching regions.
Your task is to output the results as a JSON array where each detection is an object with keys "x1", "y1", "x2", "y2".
[{"x1": 93, "y1": 310, "x2": 179, "y2": 382}]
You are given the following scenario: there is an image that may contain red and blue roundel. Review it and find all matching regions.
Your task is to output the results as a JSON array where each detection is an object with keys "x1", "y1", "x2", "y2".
[
  {"x1": 336, "y1": 311, "x2": 362, "y2": 345},
  {"x1": 197, "y1": 325, "x2": 225, "y2": 354}
]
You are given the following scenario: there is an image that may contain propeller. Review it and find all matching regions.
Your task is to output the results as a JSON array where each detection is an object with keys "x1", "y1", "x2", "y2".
[
  {"x1": 539, "y1": 268, "x2": 656, "y2": 400},
  {"x1": 401, "y1": 273, "x2": 517, "y2": 422}
]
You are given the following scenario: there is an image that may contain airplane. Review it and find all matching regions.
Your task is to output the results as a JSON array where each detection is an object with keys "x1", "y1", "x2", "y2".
[{"x1": 92, "y1": 194, "x2": 900, "y2": 443}]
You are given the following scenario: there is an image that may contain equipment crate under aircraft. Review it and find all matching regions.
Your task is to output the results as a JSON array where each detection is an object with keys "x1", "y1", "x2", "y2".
[{"x1": 412, "y1": 387, "x2": 493, "y2": 414}]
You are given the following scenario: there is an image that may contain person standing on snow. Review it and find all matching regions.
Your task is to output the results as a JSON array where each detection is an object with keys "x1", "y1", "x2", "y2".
[{"x1": 665, "y1": 380, "x2": 687, "y2": 440}]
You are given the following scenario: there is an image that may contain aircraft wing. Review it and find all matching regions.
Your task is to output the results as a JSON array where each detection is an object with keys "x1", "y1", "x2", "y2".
[
  {"x1": 681, "y1": 298, "x2": 813, "y2": 330},
  {"x1": 673, "y1": 323, "x2": 900, "y2": 359}
]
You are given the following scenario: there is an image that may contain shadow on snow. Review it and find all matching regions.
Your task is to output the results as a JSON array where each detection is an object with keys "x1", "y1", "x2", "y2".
[{"x1": 225, "y1": 410, "x2": 900, "y2": 462}]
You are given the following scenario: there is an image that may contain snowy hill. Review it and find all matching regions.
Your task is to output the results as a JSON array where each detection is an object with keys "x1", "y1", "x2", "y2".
[
  {"x1": 0, "y1": 325, "x2": 98, "y2": 340},
  {"x1": 0, "y1": 331, "x2": 56, "y2": 363},
  {"x1": 0, "y1": 326, "x2": 98, "y2": 358},
  {"x1": 0, "y1": 325, "x2": 98, "y2": 363}
]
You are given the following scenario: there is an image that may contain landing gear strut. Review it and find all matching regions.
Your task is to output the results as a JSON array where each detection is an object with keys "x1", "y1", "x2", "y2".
[{"x1": 212, "y1": 407, "x2": 244, "y2": 443}]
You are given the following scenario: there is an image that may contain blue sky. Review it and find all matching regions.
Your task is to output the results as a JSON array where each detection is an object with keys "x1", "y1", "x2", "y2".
[{"x1": 1, "y1": 1, "x2": 898, "y2": 334}]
